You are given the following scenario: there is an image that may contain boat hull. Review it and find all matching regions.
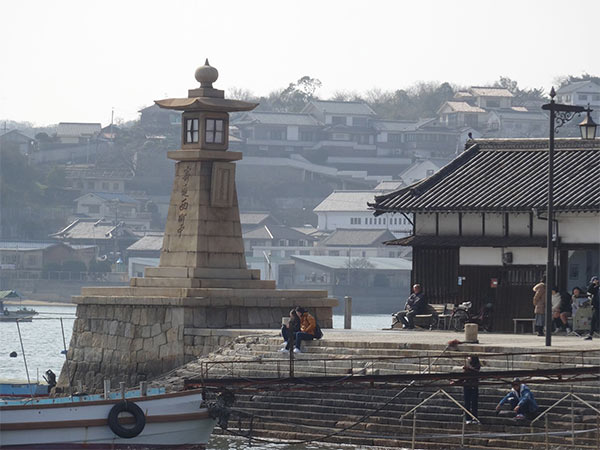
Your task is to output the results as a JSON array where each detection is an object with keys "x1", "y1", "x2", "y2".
[{"x1": 0, "y1": 390, "x2": 216, "y2": 448}]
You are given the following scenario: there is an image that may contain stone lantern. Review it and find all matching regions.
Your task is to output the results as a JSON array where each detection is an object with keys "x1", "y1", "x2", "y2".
[{"x1": 152, "y1": 60, "x2": 258, "y2": 272}]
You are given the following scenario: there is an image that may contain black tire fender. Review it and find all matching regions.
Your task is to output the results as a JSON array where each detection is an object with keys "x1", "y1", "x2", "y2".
[{"x1": 107, "y1": 400, "x2": 146, "y2": 439}]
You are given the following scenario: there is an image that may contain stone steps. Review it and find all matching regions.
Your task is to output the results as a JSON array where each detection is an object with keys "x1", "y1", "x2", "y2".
[
  {"x1": 172, "y1": 335, "x2": 600, "y2": 449},
  {"x1": 223, "y1": 416, "x2": 600, "y2": 449}
]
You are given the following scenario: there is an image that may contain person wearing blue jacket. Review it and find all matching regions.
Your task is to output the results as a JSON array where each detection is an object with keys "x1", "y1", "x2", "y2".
[{"x1": 495, "y1": 378, "x2": 538, "y2": 419}]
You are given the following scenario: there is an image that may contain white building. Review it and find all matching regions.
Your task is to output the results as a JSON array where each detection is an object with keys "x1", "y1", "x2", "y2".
[{"x1": 314, "y1": 190, "x2": 412, "y2": 235}]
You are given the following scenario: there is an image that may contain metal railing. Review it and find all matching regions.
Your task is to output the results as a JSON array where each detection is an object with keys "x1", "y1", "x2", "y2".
[{"x1": 197, "y1": 348, "x2": 600, "y2": 381}]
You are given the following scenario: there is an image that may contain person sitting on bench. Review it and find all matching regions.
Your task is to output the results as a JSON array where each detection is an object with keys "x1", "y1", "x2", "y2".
[
  {"x1": 392, "y1": 284, "x2": 428, "y2": 329},
  {"x1": 495, "y1": 378, "x2": 538, "y2": 420}
]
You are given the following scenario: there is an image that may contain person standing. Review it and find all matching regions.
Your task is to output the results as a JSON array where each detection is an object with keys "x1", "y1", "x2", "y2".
[
  {"x1": 392, "y1": 284, "x2": 428, "y2": 329},
  {"x1": 461, "y1": 355, "x2": 481, "y2": 424},
  {"x1": 532, "y1": 277, "x2": 546, "y2": 337},
  {"x1": 585, "y1": 276, "x2": 599, "y2": 340}
]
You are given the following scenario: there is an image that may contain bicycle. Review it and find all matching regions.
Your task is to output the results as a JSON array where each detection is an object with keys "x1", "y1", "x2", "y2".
[{"x1": 451, "y1": 301, "x2": 493, "y2": 332}]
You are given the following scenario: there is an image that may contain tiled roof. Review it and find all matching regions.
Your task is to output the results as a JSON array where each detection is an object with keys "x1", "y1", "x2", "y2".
[
  {"x1": 314, "y1": 191, "x2": 379, "y2": 213},
  {"x1": 441, "y1": 102, "x2": 486, "y2": 113},
  {"x1": 75, "y1": 192, "x2": 138, "y2": 204},
  {"x1": 51, "y1": 219, "x2": 136, "y2": 240},
  {"x1": 372, "y1": 120, "x2": 420, "y2": 132},
  {"x1": 556, "y1": 80, "x2": 600, "y2": 94},
  {"x1": 239, "y1": 213, "x2": 271, "y2": 225},
  {"x1": 237, "y1": 112, "x2": 321, "y2": 126},
  {"x1": 291, "y1": 255, "x2": 412, "y2": 270},
  {"x1": 385, "y1": 235, "x2": 547, "y2": 247},
  {"x1": 304, "y1": 100, "x2": 377, "y2": 116},
  {"x1": 371, "y1": 138, "x2": 600, "y2": 214},
  {"x1": 57, "y1": 122, "x2": 102, "y2": 137},
  {"x1": 375, "y1": 180, "x2": 404, "y2": 191},
  {"x1": 127, "y1": 235, "x2": 164, "y2": 251},
  {"x1": 243, "y1": 225, "x2": 315, "y2": 241},
  {"x1": 0, "y1": 241, "x2": 57, "y2": 251},
  {"x1": 492, "y1": 110, "x2": 547, "y2": 121},
  {"x1": 319, "y1": 229, "x2": 397, "y2": 247},
  {"x1": 469, "y1": 87, "x2": 514, "y2": 98}
]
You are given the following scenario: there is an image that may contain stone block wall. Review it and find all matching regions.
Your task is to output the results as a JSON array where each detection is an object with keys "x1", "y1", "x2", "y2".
[{"x1": 58, "y1": 297, "x2": 336, "y2": 391}]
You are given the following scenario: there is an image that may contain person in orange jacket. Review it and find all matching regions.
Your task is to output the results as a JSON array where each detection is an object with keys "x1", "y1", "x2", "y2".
[{"x1": 293, "y1": 307, "x2": 316, "y2": 353}]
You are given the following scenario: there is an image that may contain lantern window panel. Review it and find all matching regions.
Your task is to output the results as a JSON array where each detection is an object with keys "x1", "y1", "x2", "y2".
[
  {"x1": 185, "y1": 118, "x2": 199, "y2": 143},
  {"x1": 205, "y1": 118, "x2": 225, "y2": 144}
]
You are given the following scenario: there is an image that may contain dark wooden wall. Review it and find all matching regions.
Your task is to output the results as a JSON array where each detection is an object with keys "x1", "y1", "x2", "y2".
[{"x1": 413, "y1": 247, "x2": 545, "y2": 332}]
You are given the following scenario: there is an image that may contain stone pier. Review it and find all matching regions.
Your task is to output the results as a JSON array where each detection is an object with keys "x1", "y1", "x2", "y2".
[{"x1": 59, "y1": 62, "x2": 337, "y2": 391}]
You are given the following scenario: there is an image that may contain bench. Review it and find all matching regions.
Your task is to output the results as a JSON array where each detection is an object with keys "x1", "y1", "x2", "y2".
[
  {"x1": 392, "y1": 304, "x2": 447, "y2": 330},
  {"x1": 513, "y1": 318, "x2": 536, "y2": 334}
]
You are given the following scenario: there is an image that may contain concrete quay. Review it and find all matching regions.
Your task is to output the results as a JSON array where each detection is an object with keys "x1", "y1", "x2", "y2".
[{"x1": 157, "y1": 329, "x2": 600, "y2": 450}]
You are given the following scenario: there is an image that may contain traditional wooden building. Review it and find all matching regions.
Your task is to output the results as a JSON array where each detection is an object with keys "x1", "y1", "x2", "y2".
[{"x1": 370, "y1": 138, "x2": 600, "y2": 332}]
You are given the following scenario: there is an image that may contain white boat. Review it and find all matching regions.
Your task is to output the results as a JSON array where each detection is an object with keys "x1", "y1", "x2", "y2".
[{"x1": 0, "y1": 388, "x2": 217, "y2": 449}]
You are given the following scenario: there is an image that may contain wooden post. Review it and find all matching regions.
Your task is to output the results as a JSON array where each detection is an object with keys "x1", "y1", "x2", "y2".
[
  {"x1": 571, "y1": 386, "x2": 575, "y2": 446},
  {"x1": 411, "y1": 411, "x2": 416, "y2": 450},
  {"x1": 140, "y1": 381, "x2": 147, "y2": 397},
  {"x1": 344, "y1": 296, "x2": 352, "y2": 329},
  {"x1": 103, "y1": 380, "x2": 110, "y2": 400},
  {"x1": 461, "y1": 412, "x2": 465, "y2": 448},
  {"x1": 545, "y1": 414, "x2": 549, "y2": 450},
  {"x1": 120, "y1": 382, "x2": 126, "y2": 400}
]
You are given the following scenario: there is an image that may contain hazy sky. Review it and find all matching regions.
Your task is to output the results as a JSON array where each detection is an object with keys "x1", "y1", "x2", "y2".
[{"x1": 2, "y1": 0, "x2": 599, "y2": 126}]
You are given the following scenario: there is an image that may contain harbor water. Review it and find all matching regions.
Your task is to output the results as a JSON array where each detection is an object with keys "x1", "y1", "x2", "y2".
[{"x1": 0, "y1": 305, "x2": 390, "y2": 450}]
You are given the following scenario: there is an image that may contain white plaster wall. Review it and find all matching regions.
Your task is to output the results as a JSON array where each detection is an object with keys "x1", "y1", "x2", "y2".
[
  {"x1": 416, "y1": 213, "x2": 436, "y2": 235},
  {"x1": 460, "y1": 247, "x2": 502, "y2": 265},
  {"x1": 463, "y1": 213, "x2": 482, "y2": 236},
  {"x1": 439, "y1": 213, "x2": 459, "y2": 235},
  {"x1": 287, "y1": 126, "x2": 299, "y2": 141},
  {"x1": 509, "y1": 213, "x2": 530, "y2": 236},
  {"x1": 485, "y1": 213, "x2": 504, "y2": 236},
  {"x1": 532, "y1": 216, "x2": 547, "y2": 237},
  {"x1": 346, "y1": 117, "x2": 352, "y2": 126},
  {"x1": 506, "y1": 247, "x2": 546, "y2": 265},
  {"x1": 558, "y1": 214, "x2": 600, "y2": 243},
  {"x1": 377, "y1": 132, "x2": 387, "y2": 143}
]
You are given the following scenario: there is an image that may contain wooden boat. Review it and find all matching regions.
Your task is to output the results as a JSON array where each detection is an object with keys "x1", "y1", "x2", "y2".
[
  {"x1": 0, "y1": 294, "x2": 37, "y2": 322},
  {"x1": 0, "y1": 380, "x2": 50, "y2": 398},
  {"x1": 0, "y1": 388, "x2": 216, "y2": 449}
]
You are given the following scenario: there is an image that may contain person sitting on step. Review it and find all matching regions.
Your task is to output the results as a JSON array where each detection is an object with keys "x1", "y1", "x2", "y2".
[
  {"x1": 292, "y1": 307, "x2": 317, "y2": 353},
  {"x1": 392, "y1": 284, "x2": 428, "y2": 329},
  {"x1": 495, "y1": 378, "x2": 538, "y2": 420},
  {"x1": 279, "y1": 308, "x2": 301, "y2": 353}
]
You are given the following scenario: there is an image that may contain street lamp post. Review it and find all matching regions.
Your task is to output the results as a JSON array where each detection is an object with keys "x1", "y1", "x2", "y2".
[{"x1": 541, "y1": 88, "x2": 597, "y2": 346}]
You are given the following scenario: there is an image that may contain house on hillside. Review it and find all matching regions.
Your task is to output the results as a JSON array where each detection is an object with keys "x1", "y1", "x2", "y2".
[
  {"x1": 0, "y1": 241, "x2": 96, "y2": 275},
  {"x1": 485, "y1": 109, "x2": 548, "y2": 137},
  {"x1": 0, "y1": 130, "x2": 36, "y2": 157},
  {"x1": 314, "y1": 190, "x2": 412, "y2": 235},
  {"x1": 437, "y1": 102, "x2": 486, "y2": 129},
  {"x1": 234, "y1": 111, "x2": 322, "y2": 156},
  {"x1": 456, "y1": 87, "x2": 514, "y2": 110},
  {"x1": 370, "y1": 138, "x2": 600, "y2": 332},
  {"x1": 139, "y1": 104, "x2": 182, "y2": 128},
  {"x1": 315, "y1": 229, "x2": 403, "y2": 258},
  {"x1": 243, "y1": 224, "x2": 318, "y2": 281},
  {"x1": 51, "y1": 218, "x2": 139, "y2": 261},
  {"x1": 280, "y1": 255, "x2": 412, "y2": 313},
  {"x1": 239, "y1": 212, "x2": 281, "y2": 233},
  {"x1": 65, "y1": 165, "x2": 133, "y2": 194},
  {"x1": 73, "y1": 192, "x2": 151, "y2": 230},
  {"x1": 56, "y1": 123, "x2": 101, "y2": 145}
]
